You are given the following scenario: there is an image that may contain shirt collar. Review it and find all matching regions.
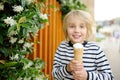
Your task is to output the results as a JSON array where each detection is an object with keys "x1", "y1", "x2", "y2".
[{"x1": 68, "y1": 41, "x2": 87, "y2": 47}]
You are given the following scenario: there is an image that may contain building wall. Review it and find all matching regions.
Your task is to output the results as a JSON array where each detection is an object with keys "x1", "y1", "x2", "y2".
[
  {"x1": 83, "y1": 0, "x2": 96, "y2": 41},
  {"x1": 83, "y1": 0, "x2": 94, "y2": 17}
]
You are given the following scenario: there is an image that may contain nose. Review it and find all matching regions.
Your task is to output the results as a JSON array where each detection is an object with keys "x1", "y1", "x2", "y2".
[{"x1": 74, "y1": 26, "x2": 80, "y2": 32}]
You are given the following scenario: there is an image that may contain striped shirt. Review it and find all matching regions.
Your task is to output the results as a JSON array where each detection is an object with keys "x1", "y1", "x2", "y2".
[{"x1": 52, "y1": 41, "x2": 114, "y2": 80}]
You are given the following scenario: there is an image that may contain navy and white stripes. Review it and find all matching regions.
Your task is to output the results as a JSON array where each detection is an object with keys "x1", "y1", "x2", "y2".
[{"x1": 52, "y1": 41, "x2": 114, "y2": 80}]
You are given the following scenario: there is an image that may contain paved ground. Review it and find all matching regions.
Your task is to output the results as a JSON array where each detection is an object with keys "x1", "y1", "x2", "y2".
[{"x1": 98, "y1": 37, "x2": 120, "y2": 80}]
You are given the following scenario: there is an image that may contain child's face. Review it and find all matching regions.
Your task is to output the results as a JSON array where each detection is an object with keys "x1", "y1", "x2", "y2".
[{"x1": 66, "y1": 16, "x2": 87, "y2": 44}]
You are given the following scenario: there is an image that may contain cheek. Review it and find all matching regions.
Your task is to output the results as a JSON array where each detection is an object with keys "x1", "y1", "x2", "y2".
[
  {"x1": 67, "y1": 29, "x2": 74, "y2": 35},
  {"x1": 66, "y1": 30, "x2": 73, "y2": 39},
  {"x1": 84, "y1": 30, "x2": 87, "y2": 35},
  {"x1": 67, "y1": 28, "x2": 72, "y2": 34},
  {"x1": 82, "y1": 29, "x2": 87, "y2": 36},
  {"x1": 84, "y1": 30, "x2": 88, "y2": 38},
  {"x1": 66, "y1": 30, "x2": 71, "y2": 37}
]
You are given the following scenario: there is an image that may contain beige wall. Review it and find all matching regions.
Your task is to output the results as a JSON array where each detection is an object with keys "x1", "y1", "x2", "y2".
[
  {"x1": 83, "y1": 0, "x2": 94, "y2": 17},
  {"x1": 83, "y1": 0, "x2": 96, "y2": 41}
]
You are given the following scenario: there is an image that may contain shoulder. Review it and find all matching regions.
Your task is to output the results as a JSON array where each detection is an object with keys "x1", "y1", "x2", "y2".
[
  {"x1": 84, "y1": 41, "x2": 105, "y2": 56},
  {"x1": 86, "y1": 41, "x2": 99, "y2": 47},
  {"x1": 85, "y1": 41, "x2": 101, "y2": 50},
  {"x1": 57, "y1": 40, "x2": 73, "y2": 51},
  {"x1": 58, "y1": 40, "x2": 70, "y2": 47}
]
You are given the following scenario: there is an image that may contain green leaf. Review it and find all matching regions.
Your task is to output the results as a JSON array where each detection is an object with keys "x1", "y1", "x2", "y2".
[
  {"x1": 40, "y1": 0, "x2": 46, "y2": 2},
  {"x1": 28, "y1": 19, "x2": 35, "y2": 25},
  {"x1": 27, "y1": 12, "x2": 36, "y2": 19},
  {"x1": 4, "y1": 61, "x2": 18, "y2": 67},
  {"x1": 34, "y1": 58, "x2": 45, "y2": 69},
  {"x1": 22, "y1": 28, "x2": 28, "y2": 37},
  {"x1": 0, "y1": 63, "x2": 4, "y2": 69},
  {"x1": 21, "y1": 0, "x2": 26, "y2": 7},
  {"x1": 0, "y1": 35, "x2": 3, "y2": 44},
  {"x1": 8, "y1": 25, "x2": 17, "y2": 34},
  {"x1": 18, "y1": 16, "x2": 26, "y2": 24},
  {"x1": 0, "y1": 23, "x2": 6, "y2": 28},
  {"x1": 0, "y1": 48, "x2": 10, "y2": 57},
  {"x1": 21, "y1": 23, "x2": 31, "y2": 28}
]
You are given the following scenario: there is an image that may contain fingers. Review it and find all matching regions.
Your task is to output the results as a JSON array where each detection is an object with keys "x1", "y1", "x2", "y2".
[
  {"x1": 67, "y1": 59, "x2": 84, "y2": 72},
  {"x1": 73, "y1": 71, "x2": 81, "y2": 80},
  {"x1": 72, "y1": 70, "x2": 87, "y2": 80},
  {"x1": 72, "y1": 60, "x2": 83, "y2": 70}
]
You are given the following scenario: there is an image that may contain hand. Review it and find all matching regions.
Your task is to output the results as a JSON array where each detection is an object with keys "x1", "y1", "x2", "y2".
[
  {"x1": 72, "y1": 67, "x2": 87, "y2": 80},
  {"x1": 67, "y1": 59, "x2": 87, "y2": 80},
  {"x1": 67, "y1": 59, "x2": 83, "y2": 72}
]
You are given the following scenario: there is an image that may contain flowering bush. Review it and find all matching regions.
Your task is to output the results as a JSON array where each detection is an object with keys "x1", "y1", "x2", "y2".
[
  {"x1": 57, "y1": 0, "x2": 87, "y2": 18},
  {"x1": 0, "y1": 0, "x2": 48, "y2": 80}
]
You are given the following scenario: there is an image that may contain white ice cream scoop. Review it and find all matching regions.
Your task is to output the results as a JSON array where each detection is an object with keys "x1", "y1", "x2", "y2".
[{"x1": 73, "y1": 43, "x2": 83, "y2": 49}]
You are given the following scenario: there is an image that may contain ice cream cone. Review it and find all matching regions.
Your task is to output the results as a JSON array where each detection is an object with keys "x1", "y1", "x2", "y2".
[{"x1": 73, "y1": 43, "x2": 84, "y2": 63}]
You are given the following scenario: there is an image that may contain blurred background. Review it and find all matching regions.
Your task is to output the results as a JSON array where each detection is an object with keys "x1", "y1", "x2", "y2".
[{"x1": 95, "y1": 0, "x2": 120, "y2": 80}]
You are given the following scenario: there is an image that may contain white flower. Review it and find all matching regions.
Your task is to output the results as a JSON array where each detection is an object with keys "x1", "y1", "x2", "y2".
[
  {"x1": 8, "y1": 30, "x2": 18, "y2": 37},
  {"x1": 9, "y1": 56, "x2": 14, "y2": 60},
  {"x1": 33, "y1": 26, "x2": 39, "y2": 34},
  {"x1": 13, "y1": 5, "x2": 23, "y2": 13},
  {"x1": 62, "y1": 0, "x2": 66, "y2": 4},
  {"x1": 23, "y1": 61, "x2": 33, "y2": 69},
  {"x1": 35, "y1": 76, "x2": 44, "y2": 80},
  {"x1": 69, "y1": 0, "x2": 73, "y2": 4},
  {"x1": 23, "y1": 42, "x2": 33, "y2": 51},
  {"x1": 24, "y1": 77, "x2": 31, "y2": 80},
  {"x1": 23, "y1": 42, "x2": 33, "y2": 48},
  {"x1": 4, "y1": 17, "x2": 17, "y2": 26},
  {"x1": 17, "y1": 77, "x2": 22, "y2": 80},
  {"x1": 40, "y1": 13, "x2": 48, "y2": 20},
  {"x1": 9, "y1": 37, "x2": 17, "y2": 44},
  {"x1": 10, "y1": 54, "x2": 19, "y2": 60},
  {"x1": 14, "y1": 54, "x2": 19, "y2": 60},
  {"x1": 18, "y1": 38, "x2": 24, "y2": 44},
  {"x1": 0, "y1": 3, "x2": 4, "y2": 10}
]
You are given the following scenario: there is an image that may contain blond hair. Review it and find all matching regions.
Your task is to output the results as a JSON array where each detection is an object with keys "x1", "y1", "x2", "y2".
[{"x1": 63, "y1": 10, "x2": 95, "y2": 41}]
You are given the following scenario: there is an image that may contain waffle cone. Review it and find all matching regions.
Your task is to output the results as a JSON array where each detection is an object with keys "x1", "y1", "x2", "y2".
[{"x1": 74, "y1": 48, "x2": 84, "y2": 63}]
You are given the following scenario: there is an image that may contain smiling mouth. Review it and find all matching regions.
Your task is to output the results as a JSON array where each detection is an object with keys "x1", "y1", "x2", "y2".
[{"x1": 73, "y1": 35, "x2": 81, "y2": 39}]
